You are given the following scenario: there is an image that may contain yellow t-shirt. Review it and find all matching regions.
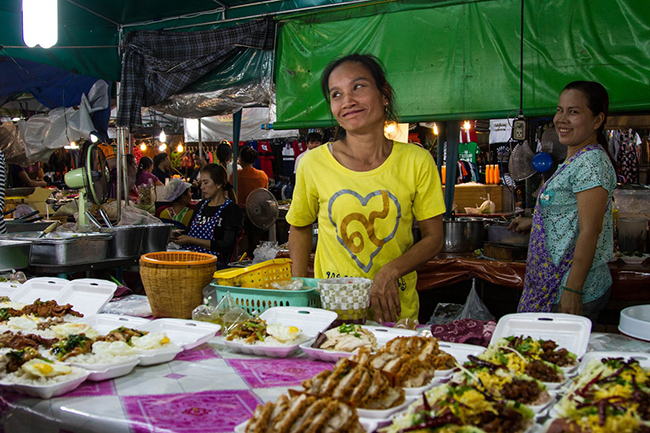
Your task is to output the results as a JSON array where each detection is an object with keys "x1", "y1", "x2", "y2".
[{"x1": 286, "y1": 141, "x2": 445, "y2": 320}]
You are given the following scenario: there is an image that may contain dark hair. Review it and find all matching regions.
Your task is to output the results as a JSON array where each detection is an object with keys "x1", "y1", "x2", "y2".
[
  {"x1": 239, "y1": 146, "x2": 258, "y2": 165},
  {"x1": 201, "y1": 163, "x2": 237, "y2": 202},
  {"x1": 153, "y1": 152, "x2": 168, "y2": 167},
  {"x1": 136, "y1": 156, "x2": 153, "y2": 179},
  {"x1": 306, "y1": 132, "x2": 323, "y2": 143},
  {"x1": 561, "y1": 81, "x2": 616, "y2": 169},
  {"x1": 216, "y1": 141, "x2": 233, "y2": 165},
  {"x1": 320, "y1": 53, "x2": 398, "y2": 136}
]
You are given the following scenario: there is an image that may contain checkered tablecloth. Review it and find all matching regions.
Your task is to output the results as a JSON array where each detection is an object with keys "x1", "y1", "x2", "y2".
[{"x1": 0, "y1": 336, "x2": 334, "y2": 433}]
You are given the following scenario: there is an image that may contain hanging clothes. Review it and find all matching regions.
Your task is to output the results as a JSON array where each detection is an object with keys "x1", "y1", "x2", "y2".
[
  {"x1": 616, "y1": 129, "x2": 640, "y2": 184},
  {"x1": 282, "y1": 142, "x2": 295, "y2": 177},
  {"x1": 257, "y1": 140, "x2": 274, "y2": 180}
]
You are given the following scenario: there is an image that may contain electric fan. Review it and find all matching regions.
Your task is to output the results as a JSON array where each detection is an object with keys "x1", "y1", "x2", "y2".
[
  {"x1": 64, "y1": 141, "x2": 111, "y2": 227},
  {"x1": 245, "y1": 188, "x2": 279, "y2": 242},
  {"x1": 508, "y1": 127, "x2": 567, "y2": 198}
]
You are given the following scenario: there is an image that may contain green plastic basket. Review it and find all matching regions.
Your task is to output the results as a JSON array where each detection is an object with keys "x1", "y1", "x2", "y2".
[{"x1": 209, "y1": 277, "x2": 321, "y2": 315}]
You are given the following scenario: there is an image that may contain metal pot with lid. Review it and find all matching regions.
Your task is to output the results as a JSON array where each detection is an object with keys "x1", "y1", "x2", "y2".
[{"x1": 441, "y1": 216, "x2": 485, "y2": 253}]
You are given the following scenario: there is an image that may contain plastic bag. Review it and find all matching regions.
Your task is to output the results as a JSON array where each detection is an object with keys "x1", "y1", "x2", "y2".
[
  {"x1": 252, "y1": 241, "x2": 282, "y2": 263},
  {"x1": 99, "y1": 295, "x2": 152, "y2": 317},
  {"x1": 221, "y1": 307, "x2": 252, "y2": 335},
  {"x1": 271, "y1": 279, "x2": 304, "y2": 291},
  {"x1": 118, "y1": 203, "x2": 161, "y2": 226},
  {"x1": 454, "y1": 279, "x2": 494, "y2": 321}
]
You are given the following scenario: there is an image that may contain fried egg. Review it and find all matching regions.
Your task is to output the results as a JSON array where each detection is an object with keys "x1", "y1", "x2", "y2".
[
  {"x1": 21, "y1": 358, "x2": 72, "y2": 378},
  {"x1": 7, "y1": 316, "x2": 39, "y2": 331},
  {"x1": 266, "y1": 323, "x2": 302, "y2": 343},
  {"x1": 131, "y1": 332, "x2": 171, "y2": 350},
  {"x1": 92, "y1": 340, "x2": 136, "y2": 356},
  {"x1": 50, "y1": 322, "x2": 99, "y2": 339}
]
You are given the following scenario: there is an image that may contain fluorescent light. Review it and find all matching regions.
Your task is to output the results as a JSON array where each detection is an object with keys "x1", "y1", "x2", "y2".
[
  {"x1": 433, "y1": 123, "x2": 439, "y2": 135},
  {"x1": 22, "y1": 0, "x2": 58, "y2": 49},
  {"x1": 64, "y1": 141, "x2": 79, "y2": 149}
]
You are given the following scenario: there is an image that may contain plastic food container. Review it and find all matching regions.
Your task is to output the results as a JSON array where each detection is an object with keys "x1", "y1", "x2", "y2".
[
  {"x1": 318, "y1": 277, "x2": 373, "y2": 326},
  {"x1": 619, "y1": 304, "x2": 650, "y2": 342}
]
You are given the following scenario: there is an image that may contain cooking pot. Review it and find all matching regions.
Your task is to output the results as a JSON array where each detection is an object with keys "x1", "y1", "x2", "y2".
[
  {"x1": 487, "y1": 222, "x2": 530, "y2": 246},
  {"x1": 441, "y1": 217, "x2": 485, "y2": 253}
]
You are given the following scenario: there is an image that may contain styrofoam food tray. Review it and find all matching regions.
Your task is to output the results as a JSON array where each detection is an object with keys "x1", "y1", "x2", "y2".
[
  {"x1": 70, "y1": 358, "x2": 140, "y2": 382},
  {"x1": 137, "y1": 318, "x2": 221, "y2": 350},
  {"x1": 0, "y1": 368, "x2": 90, "y2": 399},
  {"x1": 224, "y1": 307, "x2": 338, "y2": 358},
  {"x1": 619, "y1": 304, "x2": 650, "y2": 342},
  {"x1": 56, "y1": 278, "x2": 117, "y2": 317},
  {"x1": 356, "y1": 398, "x2": 412, "y2": 420},
  {"x1": 299, "y1": 326, "x2": 419, "y2": 362},
  {"x1": 9, "y1": 277, "x2": 70, "y2": 303},
  {"x1": 234, "y1": 417, "x2": 378, "y2": 433},
  {"x1": 577, "y1": 351, "x2": 650, "y2": 374},
  {"x1": 620, "y1": 254, "x2": 649, "y2": 265},
  {"x1": 490, "y1": 313, "x2": 591, "y2": 358},
  {"x1": 76, "y1": 313, "x2": 151, "y2": 334},
  {"x1": 135, "y1": 344, "x2": 183, "y2": 366},
  {"x1": 0, "y1": 281, "x2": 22, "y2": 297}
]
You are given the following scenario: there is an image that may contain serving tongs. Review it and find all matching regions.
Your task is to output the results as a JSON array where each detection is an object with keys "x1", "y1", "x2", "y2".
[
  {"x1": 85, "y1": 211, "x2": 103, "y2": 229},
  {"x1": 98, "y1": 208, "x2": 113, "y2": 228}
]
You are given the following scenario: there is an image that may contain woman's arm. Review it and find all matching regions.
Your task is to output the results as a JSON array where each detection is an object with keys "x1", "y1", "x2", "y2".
[
  {"x1": 370, "y1": 214, "x2": 444, "y2": 322},
  {"x1": 288, "y1": 224, "x2": 313, "y2": 277},
  {"x1": 559, "y1": 186, "x2": 609, "y2": 315},
  {"x1": 18, "y1": 170, "x2": 47, "y2": 187}
]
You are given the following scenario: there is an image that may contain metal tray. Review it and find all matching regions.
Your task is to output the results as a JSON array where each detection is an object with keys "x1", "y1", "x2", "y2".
[
  {"x1": 5, "y1": 232, "x2": 112, "y2": 265},
  {"x1": 0, "y1": 239, "x2": 32, "y2": 271},
  {"x1": 100, "y1": 225, "x2": 145, "y2": 258}
]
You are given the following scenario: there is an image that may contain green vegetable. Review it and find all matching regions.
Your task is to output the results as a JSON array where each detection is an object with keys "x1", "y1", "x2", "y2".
[{"x1": 51, "y1": 334, "x2": 92, "y2": 358}]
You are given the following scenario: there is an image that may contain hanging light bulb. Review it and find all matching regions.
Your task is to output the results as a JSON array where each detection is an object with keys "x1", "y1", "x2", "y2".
[
  {"x1": 463, "y1": 121, "x2": 471, "y2": 131},
  {"x1": 433, "y1": 123, "x2": 439, "y2": 135},
  {"x1": 22, "y1": 0, "x2": 58, "y2": 49},
  {"x1": 159, "y1": 130, "x2": 167, "y2": 143},
  {"x1": 159, "y1": 143, "x2": 167, "y2": 152},
  {"x1": 90, "y1": 132, "x2": 99, "y2": 143},
  {"x1": 177, "y1": 144, "x2": 184, "y2": 153},
  {"x1": 140, "y1": 143, "x2": 147, "y2": 151},
  {"x1": 64, "y1": 141, "x2": 78, "y2": 150}
]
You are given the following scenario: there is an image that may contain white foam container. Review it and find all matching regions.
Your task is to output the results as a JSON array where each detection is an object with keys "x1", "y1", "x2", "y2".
[
  {"x1": 224, "y1": 307, "x2": 338, "y2": 358},
  {"x1": 356, "y1": 398, "x2": 412, "y2": 420},
  {"x1": 9, "y1": 277, "x2": 117, "y2": 317},
  {"x1": 299, "y1": 326, "x2": 419, "y2": 362},
  {"x1": 77, "y1": 313, "x2": 151, "y2": 334},
  {"x1": 619, "y1": 304, "x2": 650, "y2": 342},
  {"x1": 490, "y1": 313, "x2": 591, "y2": 358},
  {"x1": 0, "y1": 368, "x2": 90, "y2": 399},
  {"x1": 0, "y1": 281, "x2": 22, "y2": 297},
  {"x1": 56, "y1": 278, "x2": 117, "y2": 317},
  {"x1": 9, "y1": 277, "x2": 70, "y2": 303},
  {"x1": 71, "y1": 358, "x2": 140, "y2": 382},
  {"x1": 577, "y1": 351, "x2": 650, "y2": 375},
  {"x1": 137, "y1": 318, "x2": 221, "y2": 350}
]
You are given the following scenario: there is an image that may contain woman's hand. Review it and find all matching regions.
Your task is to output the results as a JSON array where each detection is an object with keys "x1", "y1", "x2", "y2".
[
  {"x1": 508, "y1": 216, "x2": 532, "y2": 233},
  {"x1": 559, "y1": 289, "x2": 583, "y2": 316},
  {"x1": 173, "y1": 234, "x2": 193, "y2": 246},
  {"x1": 370, "y1": 267, "x2": 401, "y2": 323}
]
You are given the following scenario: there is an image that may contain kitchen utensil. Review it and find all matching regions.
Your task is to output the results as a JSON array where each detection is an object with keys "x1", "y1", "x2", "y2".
[
  {"x1": 37, "y1": 221, "x2": 59, "y2": 238},
  {"x1": 16, "y1": 209, "x2": 40, "y2": 221},
  {"x1": 486, "y1": 223, "x2": 530, "y2": 246},
  {"x1": 98, "y1": 208, "x2": 113, "y2": 228},
  {"x1": 85, "y1": 211, "x2": 103, "y2": 229},
  {"x1": 441, "y1": 217, "x2": 485, "y2": 253}
]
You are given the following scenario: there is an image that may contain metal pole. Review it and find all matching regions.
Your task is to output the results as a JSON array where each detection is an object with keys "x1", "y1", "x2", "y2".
[
  {"x1": 444, "y1": 121, "x2": 460, "y2": 219},
  {"x1": 232, "y1": 109, "x2": 242, "y2": 197},
  {"x1": 115, "y1": 82, "x2": 124, "y2": 223},
  {"x1": 198, "y1": 118, "x2": 203, "y2": 162}
]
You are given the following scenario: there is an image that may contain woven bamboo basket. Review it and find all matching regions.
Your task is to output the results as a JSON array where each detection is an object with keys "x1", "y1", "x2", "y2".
[{"x1": 140, "y1": 251, "x2": 217, "y2": 319}]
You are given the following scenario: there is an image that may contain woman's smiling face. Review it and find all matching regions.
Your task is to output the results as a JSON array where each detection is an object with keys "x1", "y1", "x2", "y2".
[
  {"x1": 554, "y1": 88, "x2": 604, "y2": 148},
  {"x1": 327, "y1": 61, "x2": 387, "y2": 134}
]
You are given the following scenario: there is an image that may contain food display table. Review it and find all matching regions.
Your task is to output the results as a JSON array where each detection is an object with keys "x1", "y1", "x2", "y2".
[{"x1": 0, "y1": 331, "x2": 648, "y2": 433}]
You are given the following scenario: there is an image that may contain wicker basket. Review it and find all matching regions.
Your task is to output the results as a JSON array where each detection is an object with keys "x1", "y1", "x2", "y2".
[{"x1": 140, "y1": 251, "x2": 217, "y2": 319}]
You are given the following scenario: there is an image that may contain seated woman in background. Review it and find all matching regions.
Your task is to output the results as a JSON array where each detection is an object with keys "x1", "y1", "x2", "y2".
[
  {"x1": 159, "y1": 178, "x2": 194, "y2": 229},
  {"x1": 9, "y1": 163, "x2": 47, "y2": 188},
  {"x1": 172, "y1": 163, "x2": 242, "y2": 267},
  {"x1": 136, "y1": 156, "x2": 163, "y2": 187}
]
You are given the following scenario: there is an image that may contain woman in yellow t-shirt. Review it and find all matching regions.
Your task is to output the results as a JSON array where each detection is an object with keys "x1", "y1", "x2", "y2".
[{"x1": 286, "y1": 54, "x2": 445, "y2": 323}]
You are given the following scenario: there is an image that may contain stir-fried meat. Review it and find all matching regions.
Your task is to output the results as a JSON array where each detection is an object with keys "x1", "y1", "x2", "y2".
[
  {"x1": 302, "y1": 357, "x2": 405, "y2": 410},
  {"x1": 95, "y1": 326, "x2": 147, "y2": 343},
  {"x1": 501, "y1": 378, "x2": 543, "y2": 404},
  {"x1": 245, "y1": 394, "x2": 365, "y2": 433},
  {"x1": 19, "y1": 299, "x2": 83, "y2": 318},
  {"x1": 539, "y1": 339, "x2": 575, "y2": 367},
  {"x1": 524, "y1": 359, "x2": 563, "y2": 383},
  {"x1": 478, "y1": 403, "x2": 529, "y2": 433},
  {"x1": 2, "y1": 347, "x2": 41, "y2": 373},
  {"x1": 0, "y1": 330, "x2": 59, "y2": 350},
  {"x1": 36, "y1": 317, "x2": 65, "y2": 330}
]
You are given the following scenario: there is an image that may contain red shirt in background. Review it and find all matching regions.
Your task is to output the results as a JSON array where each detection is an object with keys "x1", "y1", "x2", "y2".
[{"x1": 230, "y1": 166, "x2": 268, "y2": 206}]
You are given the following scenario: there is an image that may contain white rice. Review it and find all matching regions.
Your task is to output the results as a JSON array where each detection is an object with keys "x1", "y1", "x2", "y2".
[
  {"x1": 1, "y1": 365, "x2": 87, "y2": 386},
  {"x1": 66, "y1": 352, "x2": 137, "y2": 366},
  {"x1": 230, "y1": 334, "x2": 309, "y2": 347}
]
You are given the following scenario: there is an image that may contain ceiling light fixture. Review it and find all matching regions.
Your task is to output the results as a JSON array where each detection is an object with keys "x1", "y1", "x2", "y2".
[{"x1": 22, "y1": 0, "x2": 58, "y2": 48}]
